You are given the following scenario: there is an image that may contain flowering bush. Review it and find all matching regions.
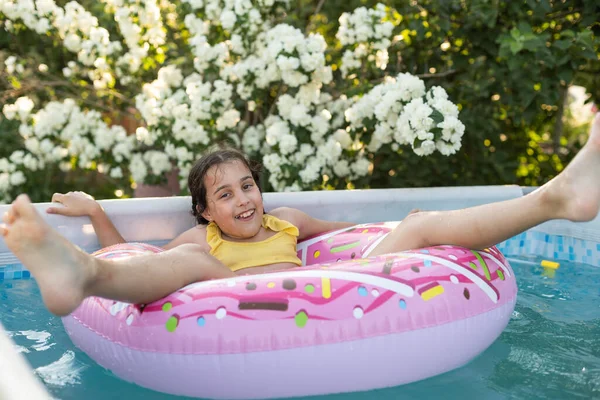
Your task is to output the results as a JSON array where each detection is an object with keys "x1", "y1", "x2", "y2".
[{"x1": 0, "y1": 0, "x2": 466, "y2": 203}]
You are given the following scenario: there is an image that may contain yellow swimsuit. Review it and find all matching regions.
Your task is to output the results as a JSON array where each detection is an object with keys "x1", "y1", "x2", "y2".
[{"x1": 206, "y1": 214, "x2": 303, "y2": 272}]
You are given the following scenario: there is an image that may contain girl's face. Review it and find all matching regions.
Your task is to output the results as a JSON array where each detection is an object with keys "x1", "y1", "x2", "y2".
[{"x1": 201, "y1": 160, "x2": 264, "y2": 239}]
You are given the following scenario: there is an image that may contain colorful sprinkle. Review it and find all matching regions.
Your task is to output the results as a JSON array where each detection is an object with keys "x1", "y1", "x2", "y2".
[
  {"x1": 411, "y1": 266, "x2": 420, "y2": 273},
  {"x1": 197, "y1": 317, "x2": 206, "y2": 327},
  {"x1": 321, "y1": 277, "x2": 331, "y2": 299},
  {"x1": 126, "y1": 314, "x2": 134, "y2": 326},
  {"x1": 424, "y1": 260, "x2": 432, "y2": 267},
  {"x1": 419, "y1": 282, "x2": 444, "y2": 301},
  {"x1": 330, "y1": 241, "x2": 361, "y2": 253},
  {"x1": 371, "y1": 289, "x2": 380, "y2": 297},
  {"x1": 295, "y1": 310, "x2": 308, "y2": 328},
  {"x1": 246, "y1": 282, "x2": 257, "y2": 290},
  {"x1": 420, "y1": 249, "x2": 430, "y2": 254},
  {"x1": 314, "y1": 250, "x2": 321, "y2": 258},
  {"x1": 358, "y1": 286, "x2": 368, "y2": 296},
  {"x1": 399, "y1": 299, "x2": 407, "y2": 309},
  {"x1": 351, "y1": 252, "x2": 356, "y2": 259},
  {"x1": 468, "y1": 262, "x2": 478, "y2": 270},
  {"x1": 162, "y1": 302, "x2": 172, "y2": 312},
  {"x1": 362, "y1": 229, "x2": 369, "y2": 234},
  {"x1": 267, "y1": 282, "x2": 276, "y2": 288},
  {"x1": 471, "y1": 251, "x2": 491, "y2": 280},
  {"x1": 497, "y1": 270, "x2": 505, "y2": 280},
  {"x1": 216, "y1": 307, "x2": 227, "y2": 319},
  {"x1": 450, "y1": 275, "x2": 459, "y2": 284},
  {"x1": 239, "y1": 302, "x2": 288, "y2": 311},
  {"x1": 283, "y1": 279, "x2": 296, "y2": 290},
  {"x1": 464, "y1": 288, "x2": 470, "y2": 299},
  {"x1": 165, "y1": 315, "x2": 179, "y2": 332},
  {"x1": 327, "y1": 238, "x2": 334, "y2": 244},
  {"x1": 305, "y1": 284, "x2": 315, "y2": 293},
  {"x1": 353, "y1": 307, "x2": 364, "y2": 319}
]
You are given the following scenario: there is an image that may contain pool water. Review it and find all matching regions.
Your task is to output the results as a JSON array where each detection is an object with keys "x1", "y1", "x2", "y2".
[{"x1": 1, "y1": 256, "x2": 599, "y2": 400}]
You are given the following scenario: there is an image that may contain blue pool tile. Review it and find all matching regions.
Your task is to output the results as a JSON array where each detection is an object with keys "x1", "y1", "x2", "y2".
[
  {"x1": 13, "y1": 271, "x2": 21, "y2": 279},
  {"x1": 0, "y1": 271, "x2": 3, "y2": 280},
  {"x1": 22, "y1": 271, "x2": 30, "y2": 278}
]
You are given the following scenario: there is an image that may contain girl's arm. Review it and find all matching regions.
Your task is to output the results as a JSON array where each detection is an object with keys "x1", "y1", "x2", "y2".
[
  {"x1": 270, "y1": 207, "x2": 356, "y2": 240},
  {"x1": 47, "y1": 192, "x2": 126, "y2": 248}
]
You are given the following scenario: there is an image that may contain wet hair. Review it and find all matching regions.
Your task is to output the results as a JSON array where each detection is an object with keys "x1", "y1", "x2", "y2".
[{"x1": 188, "y1": 148, "x2": 262, "y2": 225}]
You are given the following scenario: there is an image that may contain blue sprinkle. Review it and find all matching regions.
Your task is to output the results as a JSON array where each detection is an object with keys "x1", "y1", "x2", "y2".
[
  {"x1": 399, "y1": 299, "x2": 407, "y2": 309},
  {"x1": 197, "y1": 317, "x2": 206, "y2": 327},
  {"x1": 357, "y1": 286, "x2": 368, "y2": 296},
  {"x1": 424, "y1": 260, "x2": 432, "y2": 267},
  {"x1": 420, "y1": 249, "x2": 430, "y2": 254}
]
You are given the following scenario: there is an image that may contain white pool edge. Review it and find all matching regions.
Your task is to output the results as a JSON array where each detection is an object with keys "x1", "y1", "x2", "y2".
[{"x1": 0, "y1": 322, "x2": 52, "y2": 400}]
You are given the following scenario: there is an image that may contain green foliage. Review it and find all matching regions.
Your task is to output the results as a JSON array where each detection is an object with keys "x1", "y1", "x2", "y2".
[
  {"x1": 1, "y1": 0, "x2": 599, "y2": 202},
  {"x1": 310, "y1": 0, "x2": 599, "y2": 188}
]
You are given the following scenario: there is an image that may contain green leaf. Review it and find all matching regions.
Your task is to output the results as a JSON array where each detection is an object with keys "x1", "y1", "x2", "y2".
[
  {"x1": 553, "y1": 39, "x2": 571, "y2": 50},
  {"x1": 510, "y1": 40, "x2": 523, "y2": 54}
]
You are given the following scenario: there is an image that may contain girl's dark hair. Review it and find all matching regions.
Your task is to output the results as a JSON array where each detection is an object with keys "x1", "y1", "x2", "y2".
[{"x1": 188, "y1": 148, "x2": 262, "y2": 225}]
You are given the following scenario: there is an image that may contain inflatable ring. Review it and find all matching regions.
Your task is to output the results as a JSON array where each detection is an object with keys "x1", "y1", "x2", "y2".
[{"x1": 62, "y1": 221, "x2": 517, "y2": 399}]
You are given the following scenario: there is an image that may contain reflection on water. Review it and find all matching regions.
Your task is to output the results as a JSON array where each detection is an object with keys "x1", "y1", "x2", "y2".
[{"x1": 0, "y1": 257, "x2": 599, "y2": 399}]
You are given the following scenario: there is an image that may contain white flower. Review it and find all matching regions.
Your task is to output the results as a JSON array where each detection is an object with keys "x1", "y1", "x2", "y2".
[
  {"x1": 333, "y1": 129, "x2": 353, "y2": 149},
  {"x1": 220, "y1": 10, "x2": 236, "y2": 30},
  {"x1": 413, "y1": 140, "x2": 436, "y2": 156},
  {"x1": 351, "y1": 157, "x2": 370, "y2": 177},
  {"x1": 263, "y1": 153, "x2": 283, "y2": 175},
  {"x1": 278, "y1": 134, "x2": 298, "y2": 155},
  {"x1": 332, "y1": 159, "x2": 349, "y2": 177},
  {"x1": 216, "y1": 109, "x2": 240, "y2": 131},
  {"x1": 9, "y1": 171, "x2": 26, "y2": 186}
]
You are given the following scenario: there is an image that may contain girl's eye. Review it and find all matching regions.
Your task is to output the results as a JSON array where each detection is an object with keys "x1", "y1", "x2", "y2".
[
  {"x1": 220, "y1": 192, "x2": 230, "y2": 199},
  {"x1": 243, "y1": 183, "x2": 253, "y2": 190}
]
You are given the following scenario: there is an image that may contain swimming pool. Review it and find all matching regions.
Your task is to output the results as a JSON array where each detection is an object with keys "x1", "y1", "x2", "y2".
[{"x1": 1, "y1": 187, "x2": 600, "y2": 399}]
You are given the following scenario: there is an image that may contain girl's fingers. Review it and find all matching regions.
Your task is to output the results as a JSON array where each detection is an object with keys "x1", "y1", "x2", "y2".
[{"x1": 51, "y1": 193, "x2": 65, "y2": 203}]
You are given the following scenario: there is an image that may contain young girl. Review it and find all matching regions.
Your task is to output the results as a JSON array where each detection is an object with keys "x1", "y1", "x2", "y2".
[{"x1": 3, "y1": 113, "x2": 600, "y2": 317}]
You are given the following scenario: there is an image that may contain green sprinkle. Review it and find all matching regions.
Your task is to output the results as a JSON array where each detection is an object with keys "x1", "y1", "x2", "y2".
[
  {"x1": 162, "y1": 302, "x2": 172, "y2": 312},
  {"x1": 497, "y1": 270, "x2": 505, "y2": 280},
  {"x1": 305, "y1": 284, "x2": 315, "y2": 294},
  {"x1": 468, "y1": 262, "x2": 478, "y2": 270},
  {"x1": 165, "y1": 315, "x2": 179, "y2": 332},
  {"x1": 295, "y1": 311, "x2": 308, "y2": 328}
]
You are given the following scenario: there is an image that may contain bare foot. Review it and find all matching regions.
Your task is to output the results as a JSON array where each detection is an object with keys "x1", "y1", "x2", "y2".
[
  {"x1": 540, "y1": 113, "x2": 600, "y2": 222},
  {"x1": 1, "y1": 195, "x2": 96, "y2": 316}
]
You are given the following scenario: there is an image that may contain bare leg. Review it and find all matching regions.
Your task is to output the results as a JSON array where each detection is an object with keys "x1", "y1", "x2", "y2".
[
  {"x1": 370, "y1": 113, "x2": 600, "y2": 256},
  {"x1": 1, "y1": 195, "x2": 235, "y2": 316}
]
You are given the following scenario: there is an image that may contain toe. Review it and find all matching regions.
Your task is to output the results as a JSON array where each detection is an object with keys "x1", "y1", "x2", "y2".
[{"x1": 13, "y1": 194, "x2": 37, "y2": 218}]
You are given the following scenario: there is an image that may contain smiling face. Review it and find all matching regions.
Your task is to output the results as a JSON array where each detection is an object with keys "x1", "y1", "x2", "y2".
[{"x1": 200, "y1": 160, "x2": 264, "y2": 240}]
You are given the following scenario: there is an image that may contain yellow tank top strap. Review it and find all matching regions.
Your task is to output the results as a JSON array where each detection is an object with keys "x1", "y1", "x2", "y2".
[
  {"x1": 262, "y1": 214, "x2": 299, "y2": 237},
  {"x1": 205, "y1": 221, "x2": 222, "y2": 250}
]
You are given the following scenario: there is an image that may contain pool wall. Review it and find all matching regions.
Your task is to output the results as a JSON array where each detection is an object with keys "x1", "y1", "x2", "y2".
[{"x1": 2, "y1": 185, "x2": 600, "y2": 274}]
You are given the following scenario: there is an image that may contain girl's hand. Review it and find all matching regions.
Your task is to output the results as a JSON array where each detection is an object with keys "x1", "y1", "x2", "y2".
[{"x1": 47, "y1": 191, "x2": 102, "y2": 217}]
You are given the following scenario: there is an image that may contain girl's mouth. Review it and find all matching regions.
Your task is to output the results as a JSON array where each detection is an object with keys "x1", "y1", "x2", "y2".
[{"x1": 235, "y1": 209, "x2": 255, "y2": 221}]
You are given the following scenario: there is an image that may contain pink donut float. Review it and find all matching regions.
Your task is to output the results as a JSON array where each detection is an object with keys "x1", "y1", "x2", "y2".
[{"x1": 62, "y1": 221, "x2": 517, "y2": 399}]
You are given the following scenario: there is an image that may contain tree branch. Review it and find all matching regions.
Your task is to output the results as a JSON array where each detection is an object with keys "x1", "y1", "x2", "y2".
[{"x1": 416, "y1": 69, "x2": 458, "y2": 79}]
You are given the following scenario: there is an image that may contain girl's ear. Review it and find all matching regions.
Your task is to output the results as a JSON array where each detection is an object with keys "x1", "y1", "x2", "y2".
[{"x1": 200, "y1": 206, "x2": 212, "y2": 222}]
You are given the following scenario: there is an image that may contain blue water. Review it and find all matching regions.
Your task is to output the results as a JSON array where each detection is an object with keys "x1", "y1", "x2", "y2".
[{"x1": 1, "y1": 256, "x2": 599, "y2": 400}]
